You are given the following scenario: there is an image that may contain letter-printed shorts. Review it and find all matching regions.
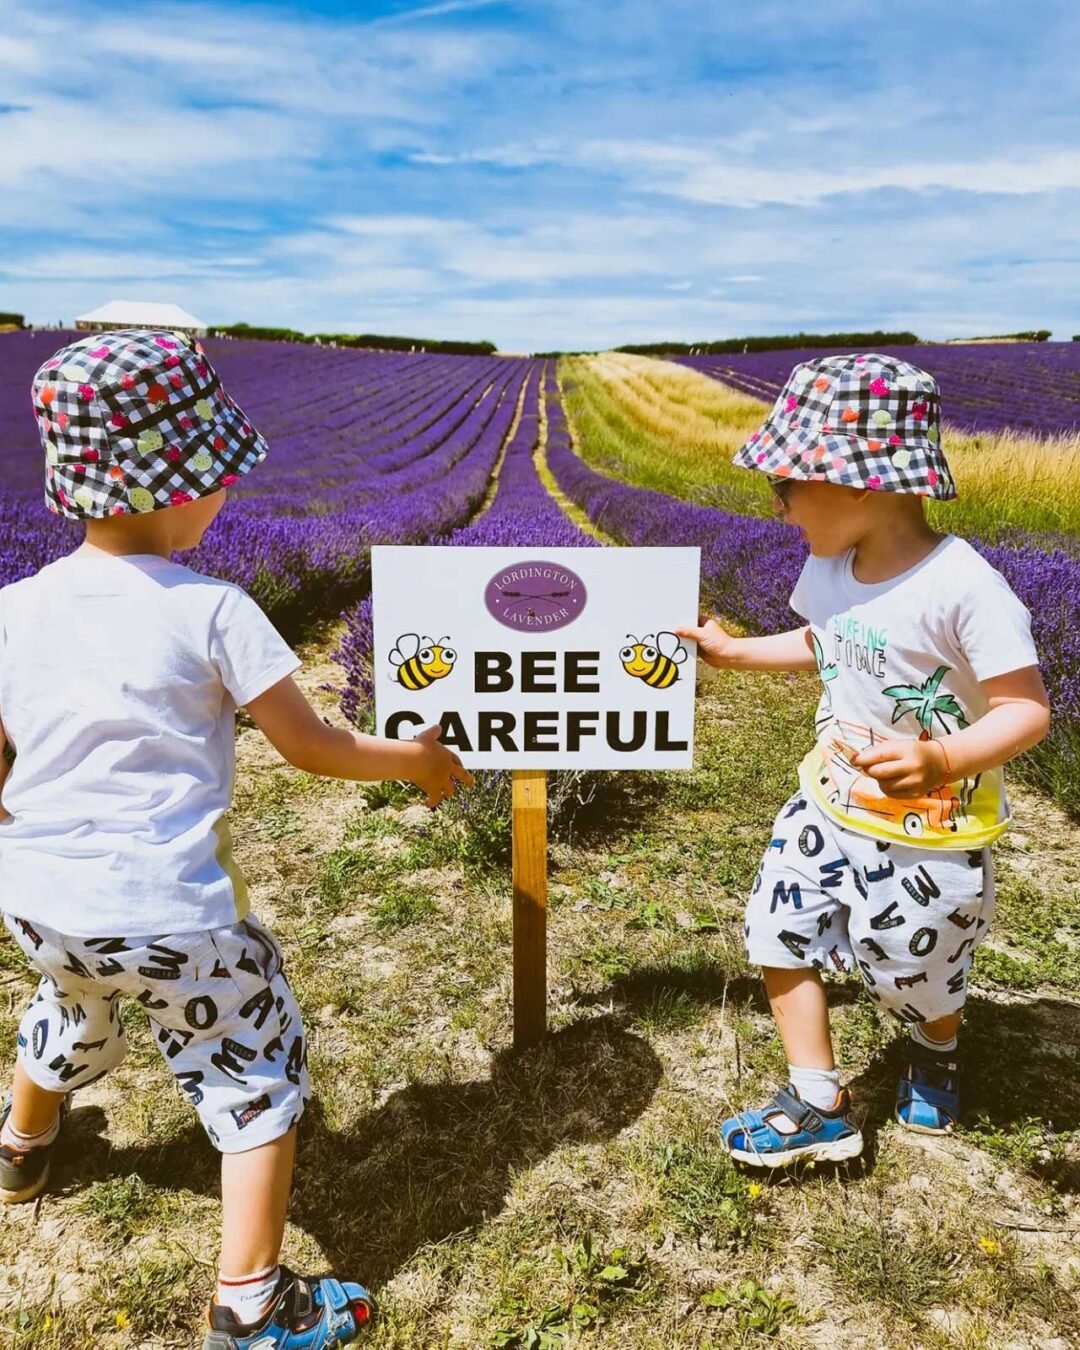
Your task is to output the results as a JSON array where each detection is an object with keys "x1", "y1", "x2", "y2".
[
  {"x1": 3, "y1": 911, "x2": 309, "y2": 1153},
  {"x1": 744, "y1": 790, "x2": 995, "y2": 1024}
]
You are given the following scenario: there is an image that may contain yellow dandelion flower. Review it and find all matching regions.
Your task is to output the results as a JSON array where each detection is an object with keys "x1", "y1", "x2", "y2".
[
  {"x1": 748, "y1": 1183, "x2": 764, "y2": 1200},
  {"x1": 978, "y1": 1236, "x2": 1000, "y2": 1257},
  {"x1": 115, "y1": 1309, "x2": 131, "y2": 1329}
]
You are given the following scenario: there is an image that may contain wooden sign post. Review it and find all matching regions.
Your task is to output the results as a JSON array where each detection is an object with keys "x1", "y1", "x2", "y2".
[{"x1": 511, "y1": 769, "x2": 548, "y2": 1049}]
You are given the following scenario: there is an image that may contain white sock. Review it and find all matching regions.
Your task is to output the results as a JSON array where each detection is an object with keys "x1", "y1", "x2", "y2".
[
  {"x1": 788, "y1": 1064, "x2": 843, "y2": 1111},
  {"x1": 909, "y1": 1024, "x2": 958, "y2": 1054},
  {"x1": 216, "y1": 1264, "x2": 281, "y2": 1327},
  {"x1": 1, "y1": 1112, "x2": 61, "y2": 1152}
]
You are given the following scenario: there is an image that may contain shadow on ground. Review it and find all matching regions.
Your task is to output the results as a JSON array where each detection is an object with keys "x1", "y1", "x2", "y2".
[
  {"x1": 57, "y1": 1016, "x2": 662, "y2": 1287},
  {"x1": 590, "y1": 955, "x2": 1080, "y2": 1187}
]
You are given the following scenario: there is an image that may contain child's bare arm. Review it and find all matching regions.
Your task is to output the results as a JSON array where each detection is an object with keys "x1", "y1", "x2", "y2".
[
  {"x1": 0, "y1": 708, "x2": 9, "y2": 822},
  {"x1": 245, "y1": 675, "x2": 474, "y2": 808},
  {"x1": 853, "y1": 665, "x2": 1051, "y2": 796},
  {"x1": 675, "y1": 616, "x2": 818, "y2": 672}
]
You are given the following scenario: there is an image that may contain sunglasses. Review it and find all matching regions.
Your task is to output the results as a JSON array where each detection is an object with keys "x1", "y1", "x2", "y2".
[{"x1": 767, "y1": 475, "x2": 795, "y2": 507}]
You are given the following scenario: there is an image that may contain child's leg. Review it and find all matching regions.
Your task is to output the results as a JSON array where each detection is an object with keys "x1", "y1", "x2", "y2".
[
  {"x1": 846, "y1": 843, "x2": 994, "y2": 1133},
  {"x1": 762, "y1": 966, "x2": 835, "y2": 1068},
  {"x1": 721, "y1": 793, "x2": 863, "y2": 1166},
  {"x1": 919, "y1": 1013, "x2": 961, "y2": 1043},
  {"x1": 0, "y1": 1065, "x2": 69, "y2": 1204},
  {"x1": 219, "y1": 1126, "x2": 296, "y2": 1277},
  {"x1": 123, "y1": 916, "x2": 372, "y2": 1341},
  {"x1": 8, "y1": 1061, "x2": 67, "y2": 1137},
  {"x1": 1, "y1": 916, "x2": 129, "y2": 1202}
]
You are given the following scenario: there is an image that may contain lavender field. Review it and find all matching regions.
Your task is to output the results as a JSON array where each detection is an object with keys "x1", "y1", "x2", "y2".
[
  {"x1": 3, "y1": 330, "x2": 1080, "y2": 1349},
  {"x1": 2, "y1": 330, "x2": 1078, "y2": 811},
  {"x1": 678, "y1": 342, "x2": 1080, "y2": 435},
  {"x1": 0, "y1": 331, "x2": 539, "y2": 631}
]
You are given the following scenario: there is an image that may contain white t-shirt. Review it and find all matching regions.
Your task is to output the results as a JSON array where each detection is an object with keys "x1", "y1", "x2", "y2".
[
  {"x1": 0, "y1": 552, "x2": 301, "y2": 936},
  {"x1": 789, "y1": 534, "x2": 1039, "y2": 849}
]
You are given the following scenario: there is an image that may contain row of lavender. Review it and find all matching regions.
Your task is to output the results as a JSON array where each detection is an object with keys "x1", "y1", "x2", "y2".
[
  {"x1": 0, "y1": 332, "x2": 537, "y2": 634},
  {"x1": 678, "y1": 343, "x2": 1080, "y2": 435},
  {"x1": 545, "y1": 376, "x2": 1080, "y2": 811},
  {"x1": 334, "y1": 363, "x2": 597, "y2": 724}
]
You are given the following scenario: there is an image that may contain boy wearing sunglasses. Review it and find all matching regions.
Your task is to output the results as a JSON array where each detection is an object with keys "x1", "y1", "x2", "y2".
[{"x1": 678, "y1": 354, "x2": 1049, "y2": 1168}]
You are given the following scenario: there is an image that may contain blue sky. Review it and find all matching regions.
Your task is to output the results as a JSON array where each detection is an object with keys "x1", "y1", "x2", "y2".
[{"x1": 1, "y1": 0, "x2": 1078, "y2": 350}]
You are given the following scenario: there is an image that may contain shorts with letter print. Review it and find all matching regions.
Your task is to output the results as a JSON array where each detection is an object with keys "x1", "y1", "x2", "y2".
[
  {"x1": 3, "y1": 911, "x2": 308, "y2": 1153},
  {"x1": 744, "y1": 790, "x2": 995, "y2": 1024}
]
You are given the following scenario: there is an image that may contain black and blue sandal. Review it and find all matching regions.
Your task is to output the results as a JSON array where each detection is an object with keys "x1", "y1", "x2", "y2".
[
  {"x1": 720, "y1": 1084, "x2": 864, "y2": 1169},
  {"x1": 0, "y1": 1092, "x2": 68, "y2": 1205},
  {"x1": 204, "y1": 1266, "x2": 373, "y2": 1349},
  {"x1": 896, "y1": 1040, "x2": 960, "y2": 1134}
]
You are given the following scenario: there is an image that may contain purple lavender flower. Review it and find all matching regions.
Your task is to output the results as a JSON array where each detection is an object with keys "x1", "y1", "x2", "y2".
[{"x1": 678, "y1": 343, "x2": 1080, "y2": 436}]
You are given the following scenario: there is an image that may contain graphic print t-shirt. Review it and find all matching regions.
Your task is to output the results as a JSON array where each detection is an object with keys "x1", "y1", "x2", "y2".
[
  {"x1": 0, "y1": 553, "x2": 301, "y2": 936},
  {"x1": 789, "y1": 535, "x2": 1039, "y2": 849}
]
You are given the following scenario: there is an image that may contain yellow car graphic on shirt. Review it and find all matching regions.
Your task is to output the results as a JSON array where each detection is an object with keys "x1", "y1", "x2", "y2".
[{"x1": 815, "y1": 723, "x2": 961, "y2": 839}]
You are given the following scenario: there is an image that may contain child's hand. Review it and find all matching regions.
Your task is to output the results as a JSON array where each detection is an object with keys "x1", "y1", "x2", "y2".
[
  {"x1": 850, "y1": 738, "x2": 950, "y2": 797},
  {"x1": 674, "y1": 615, "x2": 733, "y2": 670},
  {"x1": 410, "y1": 724, "x2": 476, "y2": 809}
]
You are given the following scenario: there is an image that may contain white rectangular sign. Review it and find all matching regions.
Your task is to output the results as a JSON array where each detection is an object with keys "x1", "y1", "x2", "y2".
[{"x1": 372, "y1": 546, "x2": 700, "y2": 770}]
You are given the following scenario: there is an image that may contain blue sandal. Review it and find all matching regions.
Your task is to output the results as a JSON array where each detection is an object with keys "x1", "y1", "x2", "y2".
[
  {"x1": 204, "y1": 1267, "x2": 373, "y2": 1348},
  {"x1": 721, "y1": 1085, "x2": 864, "y2": 1169},
  {"x1": 0, "y1": 1092, "x2": 69, "y2": 1205},
  {"x1": 896, "y1": 1040, "x2": 959, "y2": 1134}
]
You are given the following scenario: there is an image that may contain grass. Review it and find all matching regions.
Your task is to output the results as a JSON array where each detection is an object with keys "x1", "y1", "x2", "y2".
[
  {"x1": 559, "y1": 353, "x2": 772, "y2": 516},
  {"x1": 1, "y1": 633, "x2": 1079, "y2": 1347},
  {"x1": 700, "y1": 1280, "x2": 805, "y2": 1340}
]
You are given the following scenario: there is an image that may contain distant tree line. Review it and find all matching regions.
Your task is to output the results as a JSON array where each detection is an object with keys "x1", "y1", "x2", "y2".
[
  {"x1": 615, "y1": 329, "x2": 1058, "y2": 356},
  {"x1": 208, "y1": 322, "x2": 497, "y2": 356},
  {"x1": 949, "y1": 330, "x2": 1052, "y2": 342},
  {"x1": 617, "y1": 331, "x2": 919, "y2": 356},
  {"x1": 0, "y1": 312, "x2": 25, "y2": 328}
]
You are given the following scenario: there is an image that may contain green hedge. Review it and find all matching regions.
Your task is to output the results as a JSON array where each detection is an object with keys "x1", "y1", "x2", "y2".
[
  {"x1": 208, "y1": 322, "x2": 496, "y2": 356},
  {"x1": 948, "y1": 330, "x2": 1052, "y2": 342},
  {"x1": 616, "y1": 331, "x2": 920, "y2": 356}
]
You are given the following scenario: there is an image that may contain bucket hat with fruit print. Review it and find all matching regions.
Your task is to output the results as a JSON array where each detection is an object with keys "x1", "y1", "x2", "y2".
[
  {"x1": 31, "y1": 329, "x2": 267, "y2": 520},
  {"x1": 732, "y1": 352, "x2": 956, "y2": 500}
]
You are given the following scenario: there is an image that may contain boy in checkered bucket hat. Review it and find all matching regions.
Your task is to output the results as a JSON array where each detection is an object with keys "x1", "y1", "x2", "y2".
[
  {"x1": 677, "y1": 353, "x2": 1051, "y2": 1169},
  {"x1": 0, "y1": 330, "x2": 473, "y2": 1347}
]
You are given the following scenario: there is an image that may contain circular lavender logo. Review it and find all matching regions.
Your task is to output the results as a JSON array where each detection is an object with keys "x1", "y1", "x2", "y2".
[{"x1": 484, "y1": 559, "x2": 587, "y2": 632}]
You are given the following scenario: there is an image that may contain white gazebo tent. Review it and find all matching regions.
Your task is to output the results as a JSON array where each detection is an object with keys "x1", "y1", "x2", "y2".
[{"x1": 74, "y1": 300, "x2": 207, "y2": 337}]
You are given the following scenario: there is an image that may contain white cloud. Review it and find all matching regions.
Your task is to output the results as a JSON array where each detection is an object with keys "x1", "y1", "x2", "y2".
[
  {"x1": 0, "y1": 34, "x2": 41, "y2": 70},
  {"x1": 0, "y1": 251, "x2": 262, "y2": 281},
  {"x1": 0, "y1": 99, "x2": 307, "y2": 192},
  {"x1": 371, "y1": 0, "x2": 506, "y2": 25},
  {"x1": 0, "y1": 1, "x2": 501, "y2": 208},
  {"x1": 273, "y1": 211, "x2": 696, "y2": 287},
  {"x1": 575, "y1": 140, "x2": 1080, "y2": 207}
]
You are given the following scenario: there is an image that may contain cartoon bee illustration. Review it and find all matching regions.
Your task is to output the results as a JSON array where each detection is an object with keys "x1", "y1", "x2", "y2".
[
  {"x1": 389, "y1": 633, "x2": 457, "y2": 691},
  {"x1": 620, "y1": 631, "x2": 687, "y2": 688}
]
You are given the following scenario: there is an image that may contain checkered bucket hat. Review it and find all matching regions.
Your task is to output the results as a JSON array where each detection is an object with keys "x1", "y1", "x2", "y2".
[
  {"x1": 31, "y1": 329, "x2": 267, "y2": 520},
  {"x1": 732, "y1": 353, "x2": 956, "y2": 500}
]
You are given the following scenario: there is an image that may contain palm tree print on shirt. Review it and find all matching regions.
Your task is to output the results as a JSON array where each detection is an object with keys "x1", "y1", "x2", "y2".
[
  {"x1": 883, "y1": 666, "x2": 970, "y2": 737},
  {"x1": 812, "y1": 631, "x2": 839, "y2": 698},
  {"x1": 811, "y1": 631, "x2": 840, "y2": 733},
  {"x1": 883, "y1": 666, "x2": 981, "y2": 810}
]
